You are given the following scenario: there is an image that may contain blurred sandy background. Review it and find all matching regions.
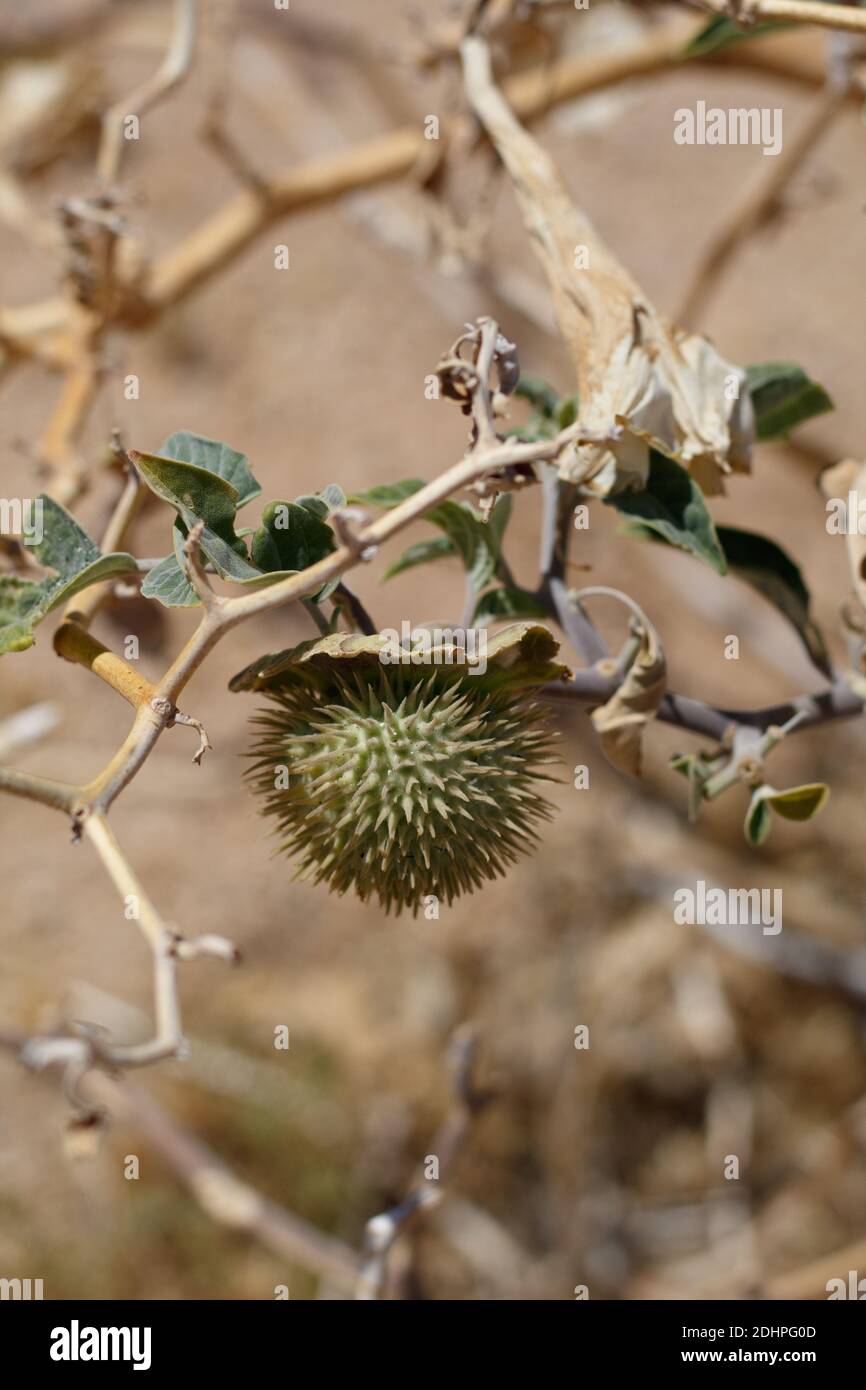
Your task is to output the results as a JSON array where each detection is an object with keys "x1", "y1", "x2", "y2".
[{"x1": 1, "y1": 0, "x2": 865, "y2": 1299}]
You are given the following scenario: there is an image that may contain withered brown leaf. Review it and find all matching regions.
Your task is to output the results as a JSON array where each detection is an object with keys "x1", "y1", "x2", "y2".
[
  {"x1": 461, "y1": 36, "x2": 754, "y2": 498},
  {"x1": 590, "y1": 621, "x2": 667, "y2": 777}
]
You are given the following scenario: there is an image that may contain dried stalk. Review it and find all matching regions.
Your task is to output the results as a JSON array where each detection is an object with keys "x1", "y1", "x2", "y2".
[
  {"x1": 356, "y1": 1026, "x2": 486, "y2": 1299},
  {"x1": 97, "y1": 0, "x2": 198, "y2": 188},
  {"x1": 695, "y1": 0, "x2": 866, "y2": 36}
]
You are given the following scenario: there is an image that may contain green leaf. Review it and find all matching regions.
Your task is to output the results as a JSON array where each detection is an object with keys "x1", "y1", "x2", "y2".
[
  {"x1": 140, "y1": 550, "x2": 197, "y2": 608},
  {"x1": 744, "y1": 790, "x2": 774, "y2": 847},
  {"x1": 764, "y1": 782, "x2": 830, "y2": 822},
  {"x1": 135, "y1": 432, "x2": 271, "y2": 604},
  {"x1": 488, "y1": 492, "x2": 513, "y2": 553},
  {"x1": 158, "y1": 431, "x2": 261, "y2": 507},
  {"x1": 131, "y1": 448, "x2": 261, "y2": 583},
  {"x1": 473, "y1": 585, "x2": 548, "y2": 627},
  {"x1": 715, "y1": 526, "x2": 831, "y2": 676},
  {"x1": 514, "y1": 376, "x2": 560, "y2": 418},
  {"x1": 349, "y1": 479, "x2": 425, "y2": 508},
  {"x1": 556, "y1": 394, "x2": 579, "y2": 429},
  {"x1": 136, "y1": 432, "x2": 343, "y2": 608},
  {"x1": 623, "y1": 515, "x2": 831, "y2": 676},
  {"x1": 24, "y1": 497, "x2": 136, "y2": 603},
  {"x1": 383, "y1": 535, "x2": 455, "y2": 581},
  {"x1": 294, "y1": 483, "x2": 346, "y2": 522},
  {"x1": 0, "y1": 623, "x2": 36, "y2": 654},
  {"x1": 293, "y1": 494, "x2": 329, "y2": 521},
  {"x1": 0, "y1": 496, "x2": 136, "y2": 653},
  {"x1": 138, "y1": 451, "x2": 341, "y2": 605},
  {"x1": 48, "y1": 551, "x2": 137, "y2": 602},
  {"x1": 423, "y1": 501, "x2": 495, "y2": 590},
  {"x1": 251, "y1": 500, "x2": 336, "y2": 575},
  {"x1": 320, "y1": 483, "x2": 347, "y2": 512},
  {"x1": 503, "y1": 419, "x2": 556, "y2": 442},
  {"x1": 352, "y1": 481, "x2": 512, "y2": 593},
  {"x1": 142, "y1": 525, "x2": 334, "y2": 608},
  {"x1": 292, "y1": 483, "x2": 346, "y2": 521},
  {"x1": 682, "y1": 15, "x2": 793, "y2": 58},
  {"x1": 606, "y1": 451, "x2": 727, "y2": 574},
  {"x1": 247, "y1": 503, "x2": 339, "y2": 606},
  {"x1": 745, "y1": 362, "x2": 833, "y2": 440},
  {"x1": 0, "y1": 578, "x2": 40, "y2": 653},
  {"x1": 669, "y1": 750, "x2": 724, "y2": 823},
  {"x1": 147, "y1": 516, "x2": 284, "y2": 608},
  {"x1": 745, "y1": 780, "x2": 830, "y2": 845}
]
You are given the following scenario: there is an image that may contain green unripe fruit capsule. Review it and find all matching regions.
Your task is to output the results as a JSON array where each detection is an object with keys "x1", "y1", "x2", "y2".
[{"x1": 230, "y1": 624, "x2": 570, "y2": 915}]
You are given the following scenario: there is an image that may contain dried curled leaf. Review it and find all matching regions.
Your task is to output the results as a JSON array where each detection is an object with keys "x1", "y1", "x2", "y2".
[
  {"x1": 590, "y1": 623, "x2": 667, "y2": 777},
  {"x1": 461, "y1": 36, "x2": 753, "y2": 498},
  {"x1": 229, "y1": 622, "x2": 571, "y2": 694}
]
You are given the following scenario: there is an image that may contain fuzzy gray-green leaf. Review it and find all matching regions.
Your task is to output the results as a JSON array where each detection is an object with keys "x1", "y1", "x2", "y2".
[
  {"x1": 0, "y1": 496, "x2": 136, "y2": 652},
  {"x1": 607, "y1": 451, "x2": 726, "y2": 574}
]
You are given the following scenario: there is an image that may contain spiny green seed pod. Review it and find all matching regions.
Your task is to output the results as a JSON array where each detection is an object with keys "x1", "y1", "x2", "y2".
[{"x1": 229, "y1": 624, "x2": 570, "y2": 915}]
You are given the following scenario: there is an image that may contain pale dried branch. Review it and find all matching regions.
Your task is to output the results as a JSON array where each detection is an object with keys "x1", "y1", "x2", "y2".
[
  {"x1": 198, "y1": 0, "x2": 269, "y2": 195},
  {"x1": 694, "y1": 0, "x2": 866, "y2": 36},
  {"x1": 83, "y1": 811, "x2": 185, "y2": 1066},
  {"x1": 181, "y1": 519, "x2": 219, "y2": 610},
  {"x1": 0, "y1": 765, "x2": 80, "y2": 815},
  {"x1": 81, "y1": 811, "x2": 236, "y2": 1066},
  {"x1": 37, "y1": 356, "x2": 103, "y2": 506},
  {"x1": 124, "y1": 18, "x2": 839, "y2": 322},
  {"x1": 356, "y1": 1025, "x2": 487, "y2": 1300},
  {"x1": 0, "y1": 18, "x2": 853, "y2": 391},
  {"x1": 97, "y1": 0, "x2": 198, "y2": 188},
  {"x1": 63, "y1": 459, "x2": 143, "y2": 627}
]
